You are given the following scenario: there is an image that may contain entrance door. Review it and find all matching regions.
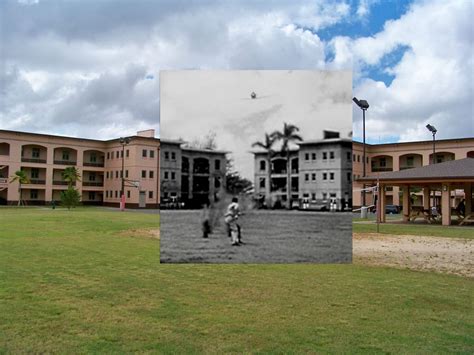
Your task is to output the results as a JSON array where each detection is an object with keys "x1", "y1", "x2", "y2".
[{"x1": 139, "y1": 191, "x2": 146, "y2": 208}]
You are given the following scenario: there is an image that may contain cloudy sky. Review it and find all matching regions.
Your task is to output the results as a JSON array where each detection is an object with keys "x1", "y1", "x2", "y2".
[
  {"x1": 161, "y1": 70, "x2": 351, "y2": 179},
  {"x1": 1, "y1": 0, "x2": 472, "y2": 144}
]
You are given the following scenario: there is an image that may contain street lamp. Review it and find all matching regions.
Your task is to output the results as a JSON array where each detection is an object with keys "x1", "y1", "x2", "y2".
[
  {"x1": 353, "y1": 97, "x2": 369, "y2": 207},
  {"x1": 426, "y1": 124, "x2": 437, "y2": 164},
  {"x1": 426, "y1": 124, "x2": 437, "y2": 211},
  {"x1": 119, "y1": 137, "x2": 131, "y2": 210}
]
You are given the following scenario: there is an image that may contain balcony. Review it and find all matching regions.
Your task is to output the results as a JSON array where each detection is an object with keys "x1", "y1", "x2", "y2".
[
  {"x1": 28, "y1": 179, "x2": 46, "y2": 185},
  {"x1": 21, "y1": 158, "x2": 47, "y2": 164},
  {"x1": 371, "y1": 167, "x2": 393, "y2": 172},
  {"x1": 0, "y1": 178, "x2": 7, "y2": 185},
  {"x1": 82, "y1": 182, "x2": 104, "y2": 187},
  {"x1": 83, "y1": 162, "x2": 105, "y2": 167},
  {"x1": 53, "y1": 180, "x2": 76, "y2": 186},
  {"x1": 54, "y1": 160, "x2": 77, "y2": 166}
]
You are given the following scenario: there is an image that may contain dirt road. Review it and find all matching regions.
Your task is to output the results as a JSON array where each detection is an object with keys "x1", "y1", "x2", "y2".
[{"x1": 354, "y1": 233, "x2": 474, "y2": 277}]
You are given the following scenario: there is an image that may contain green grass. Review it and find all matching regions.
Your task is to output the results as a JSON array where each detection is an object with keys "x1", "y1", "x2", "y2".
[
  {"x1": 353, "y1": 220, "x2": 474, "y2": 239},
  {"x1": 1, "y1": 208, "x2": 473, "y2": 353}
]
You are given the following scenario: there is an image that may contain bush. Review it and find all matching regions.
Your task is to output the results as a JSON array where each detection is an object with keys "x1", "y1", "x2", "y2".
[{"x1": 61, "y1": 187, "x2": 81, "y2": 209}]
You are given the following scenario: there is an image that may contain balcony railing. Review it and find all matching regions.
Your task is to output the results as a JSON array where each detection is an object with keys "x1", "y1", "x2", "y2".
[
  {"x1": 399, "y1": 165, "x2": 420, "y2": 170},
  {"x1": 21, "y1": 158, "x2": 46, "y2": 164},
  {"x1": 54, "y1": 160, "x2": 77, "y2": 165},
  {"x1": 82, "y1": 182, "x2": 104, "y2": 187},
  {"x1": 83, "y1": 162, "x2": 105, "y2": 167},
  {"x1": 371, "y1": 167, "x2": 393, "y2": 172},
  {"x1": 53, "y1": 180, "x2": 76, "y2": 186},
  {"x1": 28, "y1": 179, "x2": 46, "y2": 185},
  {"x1": 0, "y1": 178, "x2": 7, "y2": 184}
]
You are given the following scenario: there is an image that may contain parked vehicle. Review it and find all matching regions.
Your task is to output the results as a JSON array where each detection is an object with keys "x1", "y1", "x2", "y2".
[{"x1": 385, "y1": 205, "x2": 400, "y2": 214}]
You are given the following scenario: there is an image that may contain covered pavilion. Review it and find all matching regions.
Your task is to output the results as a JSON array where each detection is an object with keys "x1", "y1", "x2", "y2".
[{"x1": 358, "y1": 158, "x2": 474, "y2": 226}]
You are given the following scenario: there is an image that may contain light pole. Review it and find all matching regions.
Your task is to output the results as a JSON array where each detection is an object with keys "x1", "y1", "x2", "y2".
[
  {"x1": 353, "y1": 97, "x2": 369, "y2": 207},
  {"x1": 426, "y1": 124, "x2": 437, "y2": 209},
  {"x1": 426, "y1": 124, "x2": 437, "y2": 164},
  {"x1": 119, "y1": 137, "x2": 131, "y2": 210}
]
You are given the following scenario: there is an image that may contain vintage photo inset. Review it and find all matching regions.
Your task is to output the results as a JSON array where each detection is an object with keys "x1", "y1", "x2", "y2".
[{"x1": 160, "y1": 70, "x2": 352, "y2": 263}]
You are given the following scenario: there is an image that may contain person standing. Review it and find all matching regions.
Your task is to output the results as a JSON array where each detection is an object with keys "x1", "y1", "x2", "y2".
[{"x1": 224, "y1": 197, "x2": 241, "y2": 246}]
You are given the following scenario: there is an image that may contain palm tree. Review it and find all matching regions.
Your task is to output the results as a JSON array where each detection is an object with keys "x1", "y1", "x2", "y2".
[
  {"x1": 252, "y1": 133, "x2": 276, "y2": 208},
  {"x1": 62, "y1": 167, "x2": 81, "y2": 188},
  {"x1": 271, "y1": 123, "x2": 303, "y2": 209},
  {"x1": 10, "y1": 170, "x2": 30, "y2": 206}
]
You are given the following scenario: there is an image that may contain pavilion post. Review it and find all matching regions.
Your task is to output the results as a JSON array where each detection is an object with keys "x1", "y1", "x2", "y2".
[
  {"x1": 423, "y1": 187, "x2": 430, "y2": 210},
  {"x1": 379, "y1": 184, "x2": 387, "y2": 223},
  {"x1": 441, "y1": 183, "x2": 451, "y2": 226},
  {"x1": 402, "y1": 185, "x2": 411, "y2": 222},
  {"x1": 465, "y1": 183, "x2": 472, "y2": 216}
]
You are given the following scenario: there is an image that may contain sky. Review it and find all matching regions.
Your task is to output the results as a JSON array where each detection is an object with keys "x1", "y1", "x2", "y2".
[
  {"x1": 1, "y1": 0, "x2": 473, "y2": 145},
  {"x1": 161, "y1": 70, "x2": 352, "y2": 179}
]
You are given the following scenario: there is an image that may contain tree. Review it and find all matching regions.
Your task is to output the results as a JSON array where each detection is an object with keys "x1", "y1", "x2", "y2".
[
  {"x1": 185, "y1": 131, "x2": 217, "y2": 150},
  {"x1": 252, "y1": 133, "x2": 276, "y2": 208},
  {"x1": 225, "y1": 157, "x2": 252, "y2": 195},
  {"x1": 61, "y1": 187, "x2": 81, "y2": 210},
  {"x1": 62, "y1": 166, "x2": 81, "y2": 188},
  {"x1": 10, "y1": 170, "x2": 30, "y2": 206},
  {"x1": 271, "y1": 123, "x2": 303, "y2": 209}
]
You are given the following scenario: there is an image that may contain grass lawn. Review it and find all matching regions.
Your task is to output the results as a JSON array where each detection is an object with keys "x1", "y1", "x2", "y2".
[{"x1": 1, "y1": 207, "x2": 473, "y2": 353}]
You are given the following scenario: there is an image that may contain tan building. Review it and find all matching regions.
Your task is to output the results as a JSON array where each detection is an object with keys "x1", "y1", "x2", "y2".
[
  {"x1": 253, "y1": 131, "x2": 352, "y2": 210},
  {"x1": 0, "y1": 129, "x2": 160, "y2": 208},
  {"x1": 353, "y1": 137, "x2": 474, "y2": 208},
  {"x1": 160, "y1": 140, "x2": 227, "y2": 208}
]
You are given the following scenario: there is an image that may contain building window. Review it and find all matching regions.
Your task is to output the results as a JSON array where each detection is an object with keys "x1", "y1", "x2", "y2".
[
  {"x1": 62, "y1": 150, "x2": 70, "y2": 160},
  {"x1": 305, "y1": 153, "x2": 309, "y2": 160},
  {"x1": 380, "y1": 158, "x2": 386, "y2": 167},
  {"x1": 142, "y1": 149, "x2": 147, "y2": 158},
  {"x1": 357, "y1": 155, "x2": 360, "y2": 162},
  {"x1": 31, "y1": 168, "x2": 39, "y2": 179},
  {"x1": 149, "y1": 171, "x2": 154, "y2": 179},
  {"x1": 311, "y1": 193, "x2": 316, "y2": 200},
  {"x1": 323, "y1": 152, "x2": 327, "y2": 160},
  {"x1": 115, "y1": 151, "x2": 118, "y2": 159},
  {"x1": 347, "y1": 152, "x2": 351, "y2": 161},
  {"x1": 119, "y1": 170, "x2": 123, "y2": 178},
  {"x1": 312, "y1": 153, "x2": 316, "y2": 160},
  {"x1": 330, "y1": 193, "x2": 336, "y2": 198},
  {"x1": 322, "y1": 192, "x2": 327, "y2": 200},
  {"x1": 259, "y1": 177, "x2": 265, "y2": 188},
  {"x1": 126, "y1": 149, "x2": 129, "y2": 158},
  {"x1": 106, "y1": 171, "x2": 109, "y2": 179},
  {"x1": 32, "y1": 148, "x2": 40, "y2": 158},
  {"x1": 260, "y1": 160, "x2": 266, "y2": 171},
  {"x1": 215, "y1": 177, "x2": 221, "y2": 188},
  {"x1": 323, "y1": 173, "x2": 327, "y2": 180},
  {"x1": 88, "y1": 192, "x2": 95, "y2": 200},
  {"x1": 330, "y1": 151, "x2": 335, "y2": 159},
  {"x1": 148, "y1": 191, "x2": 153, "y2": 199},
  {"x1": 106, "y1": 191, "x2": 109, "y2": 198},
  {"x1": 305, "y1": 173, "x2": 309, "y2": 181},
  {"x1": 164, "y1": 171, "x2": 169, "y2": 180},
  {"x1": 125, "y1": 170, "x2": 129, "y2": 178},
  {"x1": 303, "y1": 193, "x2": 309, "y2": 198},
  {"x1": 215, "y1": 159, "x2": 221, "y2": 170},
  {"x1": 141, "y1": 170, "x2": 146, "y2": 178},
  {"x1": 30, "y1": 190, "x2": 38, "y2": 199},
  {"x1": 164, "y1": 151, "x2": 169, "y2": 160},
  {"x1": 312, "y1": 173, "x2": 316, "y2": 181},
  {"x1": 150, "y1": 150, "x2": 155, "y2": 158},
  {"x1": 115, "y1": 171, "x2": 119, "y2": 178},
  {"x1": 171, "y1": 172, "x2": 175, "y2": 180},
  {"x1": 127, "y1": 190, "x2": 131, "y2": 198},
  {"x1": 107, "y1": 152, "x2": 110, "y2": 159},
  {"x1": 120, "y1": 150, "x2": 123, "y2": 158},
  {"x1": 407, "y1": 156, "x2": 414, "y2": 166},
  {"x1": 89, "y1": 173, "x2": 96, "y2": 181},
  {"x1": 171, "y1": 152, "x2": 176, "y2": 160},
  {"x1": 115, "y1": 191, "x2": 118, "y2": 198},
  {"x1": 347, "y1": 172, "x2": 351, "y2": 182},
  {"x1": 330, "y1": 172, "x2": 335, "y2": 180},
  {"x1": 366, "y1": 157, "x2": 369, "y2": 164},
  {"x1": 353, "y1": 154, "x2": 356, "y2": 162}
]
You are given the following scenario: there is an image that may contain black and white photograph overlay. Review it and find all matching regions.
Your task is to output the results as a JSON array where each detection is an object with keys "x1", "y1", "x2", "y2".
[{"x1": 160, "y1": 70, "x2": 352, "y2": 263}]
